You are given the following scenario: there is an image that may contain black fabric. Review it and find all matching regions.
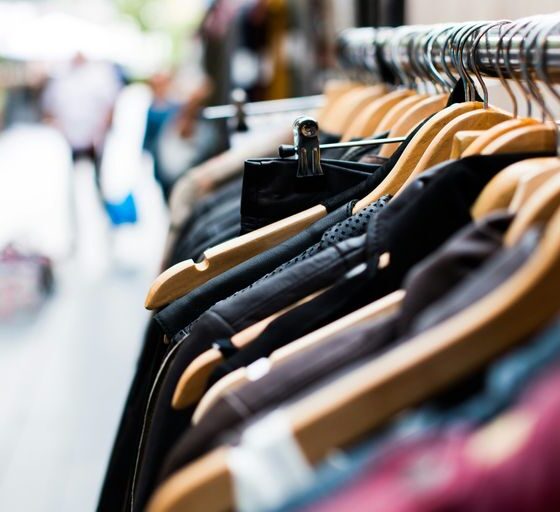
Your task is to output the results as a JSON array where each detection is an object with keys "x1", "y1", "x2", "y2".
[
  {"x1": 155, "y1": 201, "x2": 354, "y2": 342},
  {"x1": 240, "y1": 157, "x2": 379, "y2": 234},
  {"x1": 206, "y1": 153, "x2": 549, "y2": 381},
  {"x1": 240, "y1": 121, "x2": 424, "y2": 235},
  {"x1": 412, "y1": 226, "x2": 542, "y2": 334},
  {"x1": 228, "y1": 196, "x2": 391, "y2": 299},
  {"x1": 155, "y1": 119, "x2": 429, "y2": 342},
  {"x1": 172, "y1": 196, "x2": 240, "y2": 264},
  {"x1": 167, "y1": 177, "x2": 243, "y2": 267},
  {"x1": 97, "y1": 318, "x2": 168, "y2": 512},
  {"x1": 158, "y1": 213, "x2": 536, "y2": 482},
  {"x1": 126, "y1": 312, "x2": 236, "y2": 512}
]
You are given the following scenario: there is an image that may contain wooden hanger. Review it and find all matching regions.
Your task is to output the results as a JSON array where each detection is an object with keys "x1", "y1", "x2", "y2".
[
  {"x1": 320, "y1": 84, "x2": 387, "y2": 135},
  {"x1": 190, "y1": 161, "x2": 555, "y2": 416},
  {"x1": 471, "y1": 158, "x2": 554, "y2": 220},
  {"x1": 146, "y1": 206, "x2": 327, "y2": 309},
  {"x1": 340, "y1": 89, "x2": 416, "y2": 141},
  {"x1": 171, "y1": 289, "x2": 325, "y2": 409},
  {"x1": 461, "y1": 118, "x2": 538, "y2": 156},
  {"x1": 148, "y1": 183, "x2": 560, "y2": 512},
  {"x1": 472, "y1": 158, "x2": 560, "y2": 220},
  {"x1": 191, "y1": 290, "x2": 405, "y2": 425},
  {"x1": 481, "y1": 123, "x2": 558, "y2": 155},
  {"x1": 508, "y1": 161, "x2": 560, "y2": 212},
  {"x1": 378, "y1": 94, "x2": 448, "y2": 158},
  {"x1": 398, "y1": 108, "x2": 512, "y2": 188},
  {"x1": 374, "y1": 93, "x2": 429, "y2": 135},
  {"x1": 316, "y1": 80, "x2": 362, "y2": 125},
  {"x1": 351, "y1": 100, "x2": 483, "y2": 213},
  {"x1": 449, "y1": 130, "x2": 484, "y2": 159},
  {"x1": 506, "y1": 172, "x2": 560, "y2": 245}
]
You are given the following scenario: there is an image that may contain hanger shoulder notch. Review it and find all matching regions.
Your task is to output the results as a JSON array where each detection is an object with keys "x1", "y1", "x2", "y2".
[{"x1": 145, "y1": 204, "x2": 327, "y2": 310}]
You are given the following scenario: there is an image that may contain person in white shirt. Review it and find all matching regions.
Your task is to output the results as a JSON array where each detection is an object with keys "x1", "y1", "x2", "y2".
[{"x1": 42, "y1": 53, "x2": 122, "y2": 194}]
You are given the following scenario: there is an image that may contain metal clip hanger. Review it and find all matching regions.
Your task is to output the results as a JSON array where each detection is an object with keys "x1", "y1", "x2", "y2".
[
  {"x1": 279, "y1": 116, "x2": 406, "y2": 177},
  {"x1": 282, "y1": 116, "x2": 324, "y2": 177}
]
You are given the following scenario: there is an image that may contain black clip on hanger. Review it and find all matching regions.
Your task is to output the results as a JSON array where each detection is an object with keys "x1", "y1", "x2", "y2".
[{"x1": 279, "y1": 116, "x2": 407, "y2": 178}]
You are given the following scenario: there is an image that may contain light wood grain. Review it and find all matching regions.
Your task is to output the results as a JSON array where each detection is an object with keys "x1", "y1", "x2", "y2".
[
  {"x1": 352, "y1": 101, "x2": 482, "y2": 213},
  {"x1": 146, "y1": 205, "x2": 327, "y2": 309},
  {"x1": 378, "y1": 94, "x2": 447, "y2": 157},
  {"x1": 340, "y1": 89, "x2": 415, "y2": 141}
]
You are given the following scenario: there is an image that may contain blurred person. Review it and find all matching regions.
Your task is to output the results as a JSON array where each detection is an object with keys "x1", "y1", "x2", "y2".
[
  {"x1": 143, "y1": 72, "x2": 181, "y2": 201},
  {"x1": 41, "y1": 52, "x2": 123, "y2": 195}
]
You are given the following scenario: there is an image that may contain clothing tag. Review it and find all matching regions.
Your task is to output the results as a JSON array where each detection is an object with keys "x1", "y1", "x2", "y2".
[{"x1": 227, "y1": 410, "x2": 314, "y2": 512}]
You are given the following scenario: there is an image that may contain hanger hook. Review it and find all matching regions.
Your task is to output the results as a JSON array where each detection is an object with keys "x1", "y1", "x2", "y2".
[
  {"x1": 452, "y1": 22, "x2": 482, "y2": 100},
  {"x1": 534, "y1": 16, "x2": 560, "y2": 152},
  {"x1": 503, "y1": 18, "x2": 539, "y2": 118},
  {"x1": 469, "y1": 21, "x2": 510, "y2": 109},
  {"x1": 424, "y1": 25, "x2": 452, "y2": 92},
  {"x1": 439, "y1": 24, "x2": 459, "y2": 89},
  {"x1": 520, "y1": 17, "x2": 550, "y2": 124},
  {"x1": 407, "y1": 27, "x2": 425, "y2": 92},
  {"x1": 459, "y1": 21, "x2": 492, "y2": 103}
]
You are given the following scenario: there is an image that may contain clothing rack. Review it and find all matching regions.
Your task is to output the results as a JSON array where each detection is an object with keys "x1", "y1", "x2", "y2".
[
  {"x1": 202, "y1": 94, "x2": 325, "y2": 121},
  {"x1": 337, "y1": 22, "x2": 560, "y2": 81}
]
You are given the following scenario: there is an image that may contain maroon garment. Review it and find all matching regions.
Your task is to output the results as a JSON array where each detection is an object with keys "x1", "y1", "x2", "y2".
[{"x1": 307, "y1": 367, "x2": 560, "y2": 512}]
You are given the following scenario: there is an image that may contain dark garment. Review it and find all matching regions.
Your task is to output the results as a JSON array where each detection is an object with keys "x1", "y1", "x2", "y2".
[
  {"x1": 155, "y1": 201, "x2": 353, "y2": 342},
  {"x1": 155, "y1": 117, "x2": 427, "y2": 341},
  {"x1": 212, "y1": 212, "x2": 517, "y2": 394},
  {"x1": 128, "y1": 201, "x2": 392, "y2": 510},
  {"x1": 126, "y1": 312, "x2": 237, "y2": 511},
  {"x1": 174, "y1": 196, "x2": 240, "y2": 263},
  {"x1": 240, "y1": 128, "x2": 394, "y2": 234},
  {"x1": 157, "y1": 213, "x2": 536, "y2": 482},
  {"x1": 240, "y1": 157, "x2": 380, "y2": 234},
  {"x1": 97, "y1": 318, "x2": 168, "y2": 512},
  {"x1": 227, "y1": 196, "x2": 391, "y2": 300},
  {"x1": 168, "y1": 177, "x2": 243, "y2": 267},
  {"x1": 206, "y1": 152, "x2": 546, "y2": 381}
]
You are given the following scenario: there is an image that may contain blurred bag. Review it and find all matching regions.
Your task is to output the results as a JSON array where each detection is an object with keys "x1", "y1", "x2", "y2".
[{"x1": 104, "y1": 192, "x2": 138, "y2": 226}]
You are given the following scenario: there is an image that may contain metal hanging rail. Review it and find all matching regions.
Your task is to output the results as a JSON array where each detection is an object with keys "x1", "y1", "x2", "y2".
[{"x1": 337, "y1": 21, "x2": 560, "y2": 81}]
